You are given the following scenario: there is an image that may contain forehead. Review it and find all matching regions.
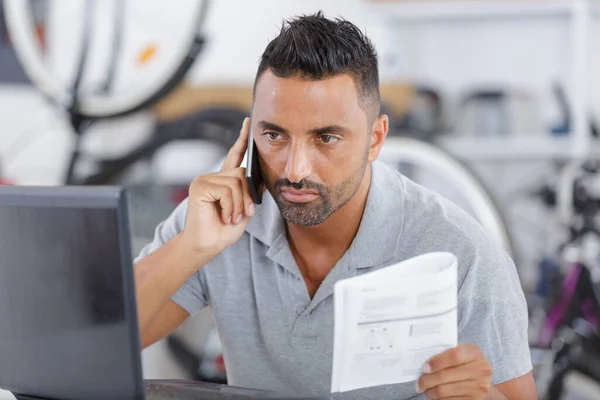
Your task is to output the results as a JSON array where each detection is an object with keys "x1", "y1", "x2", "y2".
[{"x1": 253, "y1": 70, "x2": 368, "y2": 128}]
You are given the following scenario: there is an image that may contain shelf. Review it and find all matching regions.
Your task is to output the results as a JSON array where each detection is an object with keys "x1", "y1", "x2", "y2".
[
  {"x1": 379, "y1": 135, "x2": 600, "y2": 162},
  {"x1": 435, "y1": 135, "x2": 598, "y2": 161},
  {"x1": 369, "y1": 1, "x2": 600, "y2": 22}
]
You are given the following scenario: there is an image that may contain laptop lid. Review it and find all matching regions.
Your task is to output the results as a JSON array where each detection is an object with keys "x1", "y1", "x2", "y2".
[{"x1": 0, "y1": 186, "x2": 144, "y2": 400}]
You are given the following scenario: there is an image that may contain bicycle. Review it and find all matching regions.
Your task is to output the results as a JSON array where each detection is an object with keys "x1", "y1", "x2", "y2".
[
  {"x1": 526, "y1": 161, "x2": 600, "y2": 399},
  {"x1": 2, "y1": 0, "x2": 249, "y2": 188}
]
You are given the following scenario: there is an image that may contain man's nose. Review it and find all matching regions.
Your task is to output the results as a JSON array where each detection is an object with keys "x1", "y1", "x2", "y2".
[{"x1": 285, "y1": 143, "x2": 312, "y2": 183}]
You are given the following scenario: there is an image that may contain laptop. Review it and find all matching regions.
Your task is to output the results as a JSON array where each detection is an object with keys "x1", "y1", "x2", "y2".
[{"x1": 0, "y1": 186, "x2": 324, "y2": 400}]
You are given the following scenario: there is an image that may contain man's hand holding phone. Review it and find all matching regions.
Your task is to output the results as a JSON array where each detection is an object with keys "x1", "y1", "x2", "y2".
[{"x1": 180, "y1": 118, "x2": 259, "y2": 261}]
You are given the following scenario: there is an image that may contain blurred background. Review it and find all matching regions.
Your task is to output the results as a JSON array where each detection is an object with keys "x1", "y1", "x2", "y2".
[{"x1": 1, "y1": 0, "x2": 600, "y2": 399}]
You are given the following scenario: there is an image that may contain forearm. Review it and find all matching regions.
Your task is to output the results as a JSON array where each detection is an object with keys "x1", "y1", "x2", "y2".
[
  {"x1": 487, "y1": 386, "x2": 508, "y2": 400},
  {"x1": 134, "y1": 233, "x2": 215, "y2": 333}
]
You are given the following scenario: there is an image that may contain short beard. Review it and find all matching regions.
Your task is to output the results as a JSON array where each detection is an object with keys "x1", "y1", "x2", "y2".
[{"x1": 273, "y1": 161, "x2": 368, "y2": 227}]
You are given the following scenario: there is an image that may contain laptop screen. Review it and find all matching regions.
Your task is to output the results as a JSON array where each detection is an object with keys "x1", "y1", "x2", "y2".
[{"x1": 0, "y1": 187, "x2": 143, "y2": 400}]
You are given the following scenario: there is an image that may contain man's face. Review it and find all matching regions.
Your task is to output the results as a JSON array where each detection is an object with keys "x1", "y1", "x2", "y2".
[{"x1": 251, "y1": 71, "x2": 373, "y2": 226}]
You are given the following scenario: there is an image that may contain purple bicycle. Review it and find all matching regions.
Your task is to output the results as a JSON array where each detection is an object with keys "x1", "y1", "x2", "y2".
[{"x1": 529, "y1": 162, "x2": 600, "y2": 399}]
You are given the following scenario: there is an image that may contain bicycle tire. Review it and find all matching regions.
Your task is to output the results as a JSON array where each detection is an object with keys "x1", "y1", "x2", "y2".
[
  {"x1": 3, "y1": 0, "x2": 210, "y2": 119},
  {"x1": 77, "y1": 106, "x2": 248, "y2": 185},
  {"x1": 379, "y1": 136, "x2": 515, "y2": 259}
]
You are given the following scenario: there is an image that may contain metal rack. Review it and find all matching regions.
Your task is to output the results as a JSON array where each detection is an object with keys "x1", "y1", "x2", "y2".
[{"x1": 372, "y1": 0, "x2": 598, "y2": 162}]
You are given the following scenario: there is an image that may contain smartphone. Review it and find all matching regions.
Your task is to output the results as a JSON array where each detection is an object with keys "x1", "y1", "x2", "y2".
[{"x1": 245, "y1": 134, "x2": 264, "y2": 205}]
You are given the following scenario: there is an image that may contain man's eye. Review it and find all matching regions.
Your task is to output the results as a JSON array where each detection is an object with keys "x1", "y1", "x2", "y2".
[
  {"x1": 320, "y1": 135, "x2": 339, "y2": 144},
  {"x1": 264, "y1": 132, "x2": 281, "y2": 140}
]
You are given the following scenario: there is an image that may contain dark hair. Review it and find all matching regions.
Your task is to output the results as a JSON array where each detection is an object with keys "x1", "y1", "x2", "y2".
[{"x1": 254, "y1": 11, "x2": 380, "y2": 120}]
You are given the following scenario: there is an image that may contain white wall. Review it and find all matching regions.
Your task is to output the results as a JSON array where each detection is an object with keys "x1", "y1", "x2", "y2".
[{"x1": 189, "y1": 0, "x2": 384, "y2": 84}]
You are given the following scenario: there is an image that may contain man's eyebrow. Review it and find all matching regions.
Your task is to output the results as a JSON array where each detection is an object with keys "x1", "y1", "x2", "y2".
[
  {"x1": 258, "y1": 121, "x2": 289, "y2": 135},
  {"x1": 257, "y1": 121, "x2": 351, "y2": 135},
  {"x1": 310, "y1": 125, "x2": 351, "y2": 135}
]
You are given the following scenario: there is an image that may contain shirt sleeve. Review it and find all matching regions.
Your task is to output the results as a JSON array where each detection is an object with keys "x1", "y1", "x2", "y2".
[
  {"x1": 457, "y1": 244, "x2": 533, "y2": 385},
  {"x1": 133, "y1": 198, "x2": 209, "y2": 315}
]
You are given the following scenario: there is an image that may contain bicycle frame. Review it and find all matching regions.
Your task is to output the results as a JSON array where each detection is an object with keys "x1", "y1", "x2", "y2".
[{"x1": 537, "y1": 262, "x2": 600, "y2": 348}]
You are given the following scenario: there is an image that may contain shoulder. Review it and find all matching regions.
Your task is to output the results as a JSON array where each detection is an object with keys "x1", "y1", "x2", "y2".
[
  {"x1": 133, "y1": 197, "x2": 188, "y2": 262},
  {"x1": 375, "y1": 161, "x2": 491, "y2": 248},
  {"x1": 374, "y1": 162, "x2": 514, "y2": 287}
]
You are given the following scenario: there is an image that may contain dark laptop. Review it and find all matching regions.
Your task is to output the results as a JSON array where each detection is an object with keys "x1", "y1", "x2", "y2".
[{"x1": 0, "y1": 186, "x2": 324, "y2": 400}]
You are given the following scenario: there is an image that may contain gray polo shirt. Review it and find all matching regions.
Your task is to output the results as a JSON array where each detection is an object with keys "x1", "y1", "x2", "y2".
[{"x1": 135, "y1": 161, "x2": 532, "y2": 400}]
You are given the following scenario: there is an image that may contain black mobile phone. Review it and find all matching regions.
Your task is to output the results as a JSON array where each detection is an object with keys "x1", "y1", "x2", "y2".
[{"x1": 245, "y1": 135, "x2": 263, "y2": 205}]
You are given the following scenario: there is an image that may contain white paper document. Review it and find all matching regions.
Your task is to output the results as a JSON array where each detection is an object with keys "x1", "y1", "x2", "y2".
[{"x1": 331, "y1": 252, "x2": 458, "y2": 393}]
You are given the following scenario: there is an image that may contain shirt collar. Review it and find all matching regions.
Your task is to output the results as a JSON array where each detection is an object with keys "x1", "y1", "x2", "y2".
[
  {"x1": 244, "y1": 189, "x2": 284, "y2": 247},
  {"x1": 245, "y1": 161, "x2": 405, "y2": 269}
]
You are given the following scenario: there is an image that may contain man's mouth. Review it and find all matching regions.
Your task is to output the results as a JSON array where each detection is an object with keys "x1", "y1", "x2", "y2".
[{"x1": 280, "y1": 188, "x2": 319, "y2": 203}]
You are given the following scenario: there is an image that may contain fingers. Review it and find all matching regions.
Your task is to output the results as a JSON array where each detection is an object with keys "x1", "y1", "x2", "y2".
[
  {"x1": 213, "y1": 168, "x2": 255, "y2": 219},
  {"x1": 417, "y1": 345, "x2": 492, "y2": 400},
  {"x1": 193, "y1": 168, "x2": 256, "y2": 224},
  {"x1": 421, "y1": 379, "x2": 489, "y2": 399},
  {"x1": 417, "y1": 361, "x2": 492, "y2": 394},
  {"x1": 239, "y1": 172, "x2": 256, "y2": 217},
  {"x1": 225, "y1": 176, "x2": 244, "y2": 224},
  {"x1": 193, "y1": 180, "x2": 234, "y2": 225},
  {"x1": 417, "y1": 364, "x2": 474, "y2": 392},
  {"x1": 207, "y1": 117, "x2": 258, "y2": 219},
  {"x1": 218, "y1": 186, "x2": 234, "y2": 225},
  {"x1": 425, "y1": 345, "x2": 480, "y2": 373},
  {"x1": 221, "y1": 117, "x2": 251, "y2": 171}
]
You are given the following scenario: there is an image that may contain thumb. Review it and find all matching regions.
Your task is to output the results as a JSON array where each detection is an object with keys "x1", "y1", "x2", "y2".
[{"x1": 221, "y1": 117, "x2": 250, "y2": 171}]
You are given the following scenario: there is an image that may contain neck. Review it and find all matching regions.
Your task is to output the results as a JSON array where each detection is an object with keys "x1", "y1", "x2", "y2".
[{"x1": 285, "y1": 164, "x2": 372, "y2": 254}]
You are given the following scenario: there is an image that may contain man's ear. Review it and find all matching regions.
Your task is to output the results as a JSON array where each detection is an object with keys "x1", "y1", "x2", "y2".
[{"x1": 368, "y1": 114, "x2": 388, "y2": 162}]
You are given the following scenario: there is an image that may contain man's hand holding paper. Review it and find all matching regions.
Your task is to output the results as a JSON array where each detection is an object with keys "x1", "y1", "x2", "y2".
[
  {"x1": 331, "y1": 252, "x2": 460, "y2": 393},
  {"x1": 417, "y1": 344, "x2": 496, "y2": 399}
]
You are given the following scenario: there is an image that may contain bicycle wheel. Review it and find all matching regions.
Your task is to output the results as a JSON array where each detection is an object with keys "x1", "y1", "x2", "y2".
[
  {"x1": 3, "y1": 0, "x2": 210, "y2": 118},
  {"x1": 379, "y1": 136, "x2": 515, "y2": 259}
]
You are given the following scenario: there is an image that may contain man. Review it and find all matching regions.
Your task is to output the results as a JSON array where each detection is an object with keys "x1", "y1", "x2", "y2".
[{"x1": 134, "y1": 12, "x2": 535, "y2": 400}]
